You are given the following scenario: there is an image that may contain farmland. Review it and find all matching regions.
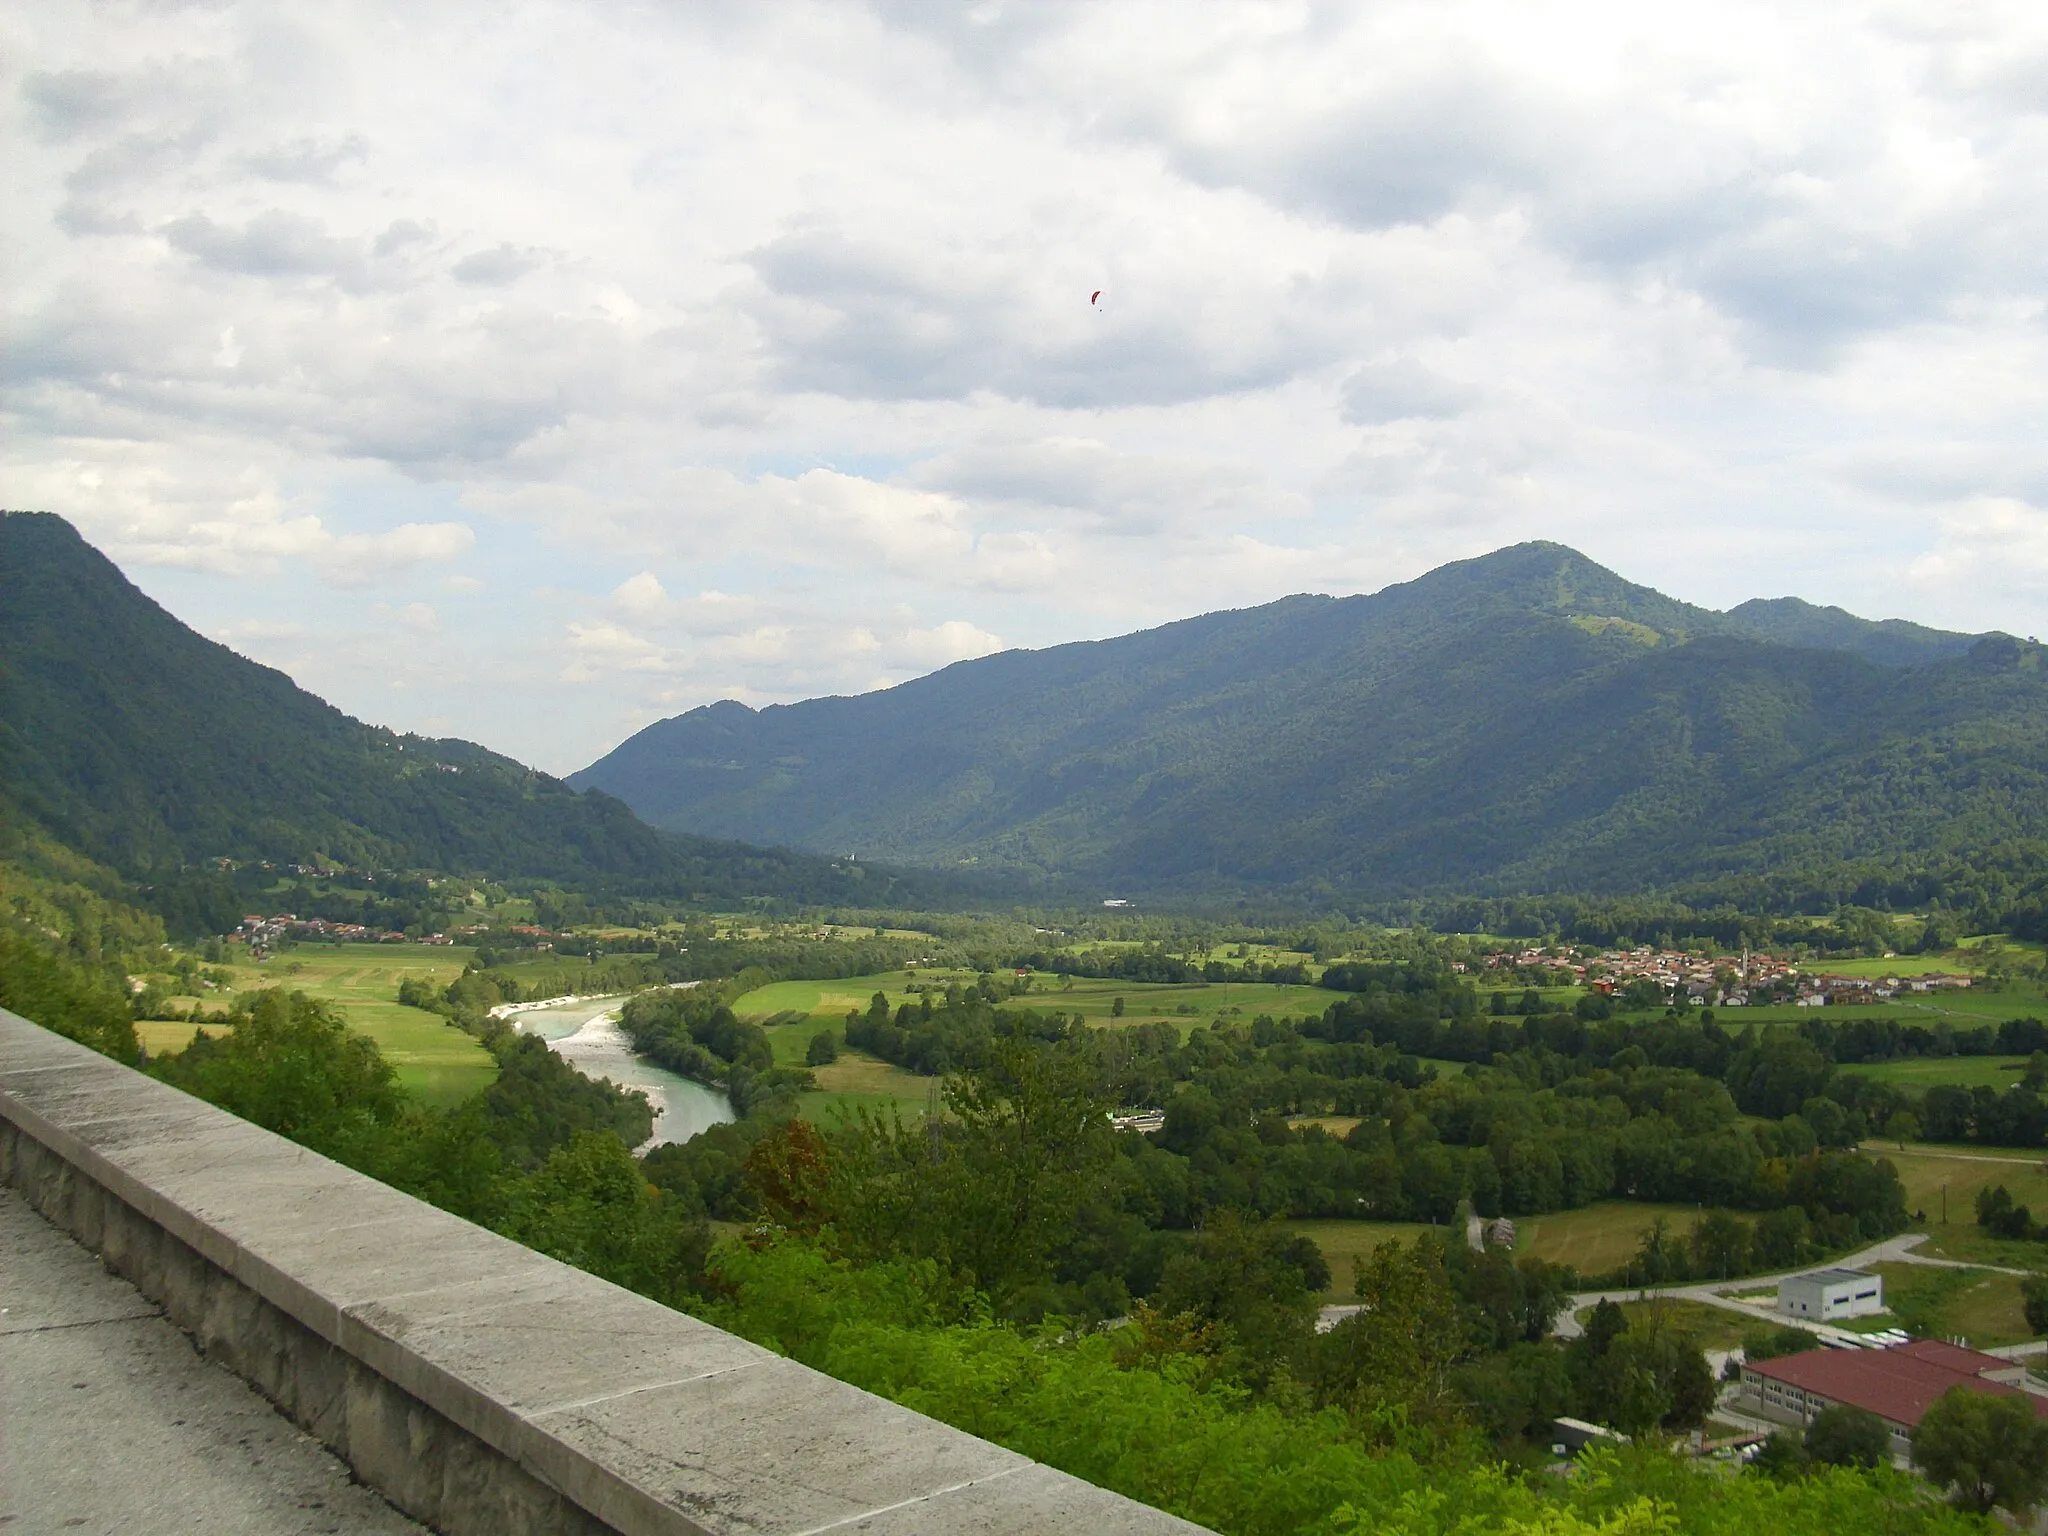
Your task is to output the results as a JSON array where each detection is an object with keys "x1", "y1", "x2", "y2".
[
  {"x1": 732, "y1": 969, "x2": 1340, "y2": 1034},
  {"x1": 1283, "y1": 1201, "x2": 1722, "y2": 1297},
  {"x1": 1841, "y1": 1056, "x2": 2038, "y2": 1091},
  {"x1": 139, "y1": 943, "x2": 494, "y2": 1107},
  {"x1": 735, "y1": 967, "x2": 1345, "y2": 1124}
]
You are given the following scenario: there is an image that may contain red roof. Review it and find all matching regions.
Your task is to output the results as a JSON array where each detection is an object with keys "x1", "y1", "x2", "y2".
[{"x1": 1747, "y1": 1341, "x2": 2048, "y2": 1429}]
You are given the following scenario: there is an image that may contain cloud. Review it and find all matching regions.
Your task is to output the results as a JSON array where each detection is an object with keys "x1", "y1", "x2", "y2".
[
  {"x1": 1339, "y1": 358, "x2": 1475, "y2": 424},
  {"x1": 900, "y1": 620, "x2": 1005, "y2": 667},
  {"x1": 918, "y1": 436, "x2": 1306, "y2": 534},
  {"x1": 243, "y1": 133, "x2": 369, "y2": 184},
  {"x1": 162, "y1": 209, "x2": 369, "y2": 283},
  {"x1": 321, "y1": 523, "x2": 475, "y2": 587},
  {"x1": 8, "y1": 0, "x2": 2047, "y2": 769},
  {"x1": 562, "y1": 619, "x2": 673, "y2": 681},
  {"x1": 451, "y1": 243, "x2": 544, "y2": 286},
  {"x1": 610, "y1": 571, "x2": 670, "y2": 617}
]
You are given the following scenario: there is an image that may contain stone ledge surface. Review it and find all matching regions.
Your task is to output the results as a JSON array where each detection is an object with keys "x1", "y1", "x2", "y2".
[{"x1": 0, "y1": 1009, "x2": 1204, "y2": 1535}]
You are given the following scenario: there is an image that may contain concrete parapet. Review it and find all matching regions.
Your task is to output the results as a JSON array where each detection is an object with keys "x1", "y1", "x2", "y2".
[{"x1": 0, "y1": 1009, "x2": 1202, "y2": 1535}]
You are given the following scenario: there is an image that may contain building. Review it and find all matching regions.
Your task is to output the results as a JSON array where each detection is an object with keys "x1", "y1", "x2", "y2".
[
  {"x1": 1778, "y1": 1266, "x2": 1885, "y2": 1320},
  {"x1": 1739, "y1": 1339, "x2": 2046, "y2": 1461}
]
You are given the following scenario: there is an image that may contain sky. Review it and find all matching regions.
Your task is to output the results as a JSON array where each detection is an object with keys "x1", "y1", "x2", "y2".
[{"x1": 5, "y1": 1, "x2": 2046, "y2": 775}]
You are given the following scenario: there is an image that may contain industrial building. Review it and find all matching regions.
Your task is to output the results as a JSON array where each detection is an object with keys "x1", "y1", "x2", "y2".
[
  {"x1": 1739, "y1": 1339, "x2": 2047, "y2": 1461},
  {"x1": 1777, "y1": 1266, "x2": 1884, "y2": 1320}
]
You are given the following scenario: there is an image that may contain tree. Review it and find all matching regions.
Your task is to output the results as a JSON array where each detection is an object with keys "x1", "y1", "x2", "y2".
[
  {"x1": 1313, "y1": 1237, "x2": 1462, "y2": 1420},
  {"x1": 0, "y1": 926, "x2": 140, "y2": 1062},
  {"x1": 1751, "y1": 1207, "x2": 1812, "y2": 1270},
  {"x1": 831, "y1": 1018, "x2": 1118, "y2": 1309},
  {"x1": 1804, "y1": 1403, "x2": 1889, "y2": 1468},
  {"x1": 1741, "y1": 1323, "x2": 1821, "y2": 1362},
  {"x1": 2022, "y1": 1273, "x2": 2048, "y2": 1337},
  {"x1": 1111, "y1": 995, "x2": 1126, "y2": 1017},
  {"x1": 1912, "y1": 1385, "x2": 2048, "y2": 1515},
  {"x1": 805, "y1": 1029, "x2": 839, "y2": 1066},
  {"x1": 1688, "y1": 1210, "x2": 1752, "y2": 1278}
]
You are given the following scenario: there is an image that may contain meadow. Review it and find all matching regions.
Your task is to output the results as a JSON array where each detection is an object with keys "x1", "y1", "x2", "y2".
[
  {"x1": 732, "y1": 969, "x2": 1340, "y2": 1033},
  {"x1": 1283, "y1": 1201, "x2": 1717, "y2": 1298},
  {"x1": 1859, "y1": 1261, "x2": 2034, "y2": 1348},
  {"x1": 141, "y1": 943, "x2": 494, "y2": 1107},
  {"x1": 737, "y1": 968, "x2": 1341, "y2": 1126},
  {"x1": 1841, "y1": 1056, "x2": 2037, "y2": 1090},
  {"x1": 1592, "y1": 1298, "x2": 1754, "y2": 1353}
]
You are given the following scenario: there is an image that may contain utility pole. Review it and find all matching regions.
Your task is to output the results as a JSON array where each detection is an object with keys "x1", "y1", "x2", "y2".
[{"x1": 1942, "y1": 1180, "x2": 1949, "y2": 1226}]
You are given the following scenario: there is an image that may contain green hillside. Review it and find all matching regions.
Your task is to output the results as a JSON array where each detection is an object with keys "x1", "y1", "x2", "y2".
[
  {"x1": 572, "y1": 542, "x2": 2048, "y2": 899},
  {"x1": 0, "y1": 512, "x2": 962, "y2": 914}
]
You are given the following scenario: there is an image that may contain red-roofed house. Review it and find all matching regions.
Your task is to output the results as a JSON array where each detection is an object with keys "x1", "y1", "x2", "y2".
[{"x1": 1740, "y1": 1339, "x2": 2046, "y2": 1461}]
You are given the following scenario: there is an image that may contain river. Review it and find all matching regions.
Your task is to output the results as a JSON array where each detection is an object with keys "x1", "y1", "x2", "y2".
[{"x1": 507, "y1": 995, "x2": 734, "y2": 1150}]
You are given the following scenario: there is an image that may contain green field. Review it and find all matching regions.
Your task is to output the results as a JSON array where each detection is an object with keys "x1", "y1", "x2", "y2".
[
  {"x1": 799, "y1": 1051, "x2": 940, "y2": 1127},
  {"x1": 1864, "y1": 1261, "x2": 2036, "y2": 1348},
  {"x1": 1280, "y1": 1219, "x2": 1437, "y2": 1298},
  {"x1": 1843, "y1": 1056, "x2": 2037, "y2": 1090},
  {"x1": 1512, "y1": 1202, "x2": 1712, "y2": 1277},
  {"x1": 1590, "y1": 1298, "x2": 1753, "y2": 1353},
  {"x1": 142, "y1": 943, "x2": 494, "y2": 1107},
  {"x1": 1868, "y1": 1143, "x2": 2048, "y2": 1244},
  {"x1": 734, "y1": 970, "x2": 1339, "y2": 1033},
  {"x1": 1284, "y1": 1201, "x2": 1721, "y2": 1297},
  {"x1": 1720, "y1": 987, "x2": 2045, "y2": 1029},
  {"x1": 735, "y1": 969, "x2": 1345, "y2": 1124}
]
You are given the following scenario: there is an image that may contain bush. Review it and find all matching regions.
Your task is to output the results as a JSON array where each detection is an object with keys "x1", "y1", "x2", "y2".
[{"x1": 806, "y1": 1029, "x2": 840, "y2": 1066}]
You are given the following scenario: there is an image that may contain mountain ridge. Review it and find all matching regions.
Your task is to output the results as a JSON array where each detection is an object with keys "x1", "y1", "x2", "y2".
[
  {"x1": 0, "y1": 511, "x2": 982, "y2": 919},
  {"x1": 571, "y1": 541, "x2": 2044, "y2": 898}
]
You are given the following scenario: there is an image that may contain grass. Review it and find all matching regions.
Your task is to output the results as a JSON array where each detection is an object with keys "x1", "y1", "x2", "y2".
[
  {"x1": 1865, "y1": 1261, "x2": 2037, "y2": 1348},
  {"x1": 1864, "y1": 1143, "x2": 2048, "y2": 1232},
  {"x1": 1514, "y1": 1203, "x2": 1706, "y2": 1277},
  {"x1": 141, "y1": 943, "x2": 495, "y2": 1108},
  {"x1": 1725, "y1": 988, "x2": 2048, "y2": 1028},
  {"x1": 1282, "y1": 1201, "x2": 1721, "y2": 1298},
  {"x1": 1592, "y1": 1298, "x2": 1754, "y2": 1353},
  {"x1": 1289, "y1": 1115, "x2": 1363, "y2": 1138},
  {"x1": 1843, "y1": 1057, "x2": 2039, "y2": 1090},
  {"x1": 798, "y1": 1050, "x2": 938, "y2": 1127},
  {"x1": 735, "y1": 970, "x2": 1340, "y2": 1034},
  {"x1": 1280, "y1": 1219, "x2": 1437, "y2": 1298}
]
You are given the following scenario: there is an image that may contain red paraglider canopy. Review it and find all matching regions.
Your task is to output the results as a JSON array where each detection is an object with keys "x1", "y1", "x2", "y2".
[{"x1": 1090, "y1": 290, "x2": 1102, "y2": 305}]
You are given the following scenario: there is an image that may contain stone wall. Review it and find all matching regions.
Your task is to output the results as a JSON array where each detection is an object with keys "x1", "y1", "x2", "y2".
[{"x1": 0, "y1": 1009, "x2": 1200, "y2": 1535}]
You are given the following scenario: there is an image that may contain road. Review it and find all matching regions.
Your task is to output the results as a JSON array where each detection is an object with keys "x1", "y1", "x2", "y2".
[
  {"x1": 1316, "y1": 1229, "x2": 2035, "y2": 1339},
  {"x1": 1552, "y1": 1231, "x2": 2034, "y2": 1342}
]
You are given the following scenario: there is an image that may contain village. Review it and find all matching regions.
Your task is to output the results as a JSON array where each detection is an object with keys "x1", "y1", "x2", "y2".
[{"x1": 1482, "y1": 944, "x2": 1974, "y2": 1009}]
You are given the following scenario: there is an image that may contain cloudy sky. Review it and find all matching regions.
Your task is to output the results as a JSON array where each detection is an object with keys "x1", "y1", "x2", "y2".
[{"x1": 6, "y1": 2, "x2": 2045, "y2": 773}]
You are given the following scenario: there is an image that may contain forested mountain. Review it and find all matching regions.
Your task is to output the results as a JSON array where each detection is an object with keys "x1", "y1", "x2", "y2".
[
  {"x1": 0, "y1": 512, "x2": 952, "y2": 913},
  {"x1": 573, "y1": 542, "x2": 2048, "y2": 900}
]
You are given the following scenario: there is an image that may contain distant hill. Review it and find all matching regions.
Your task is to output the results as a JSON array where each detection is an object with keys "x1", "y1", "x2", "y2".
[
  {"x1": 0, "y1": 512, "x2": 959, "y2": 912},
  {"x1": 1723, "y1": 596, "x2": 1978, "y2": 668},
  {"x1": 572, "y1": 542, "x2": 2048, "y2": 899}
]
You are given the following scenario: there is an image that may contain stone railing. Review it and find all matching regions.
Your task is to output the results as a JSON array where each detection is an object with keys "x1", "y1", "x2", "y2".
[{"x1": 0, "y1": 1009, "x2": 1200, "y2": 1535}]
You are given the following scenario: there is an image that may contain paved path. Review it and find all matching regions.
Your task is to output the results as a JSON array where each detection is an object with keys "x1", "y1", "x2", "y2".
[
  {"x1": 1551, "y1": 1231, "x2": 2036, "y2": 1342},
  {"x1": 0, "y1": 1188, "x2": 424, "y2": 1535}
]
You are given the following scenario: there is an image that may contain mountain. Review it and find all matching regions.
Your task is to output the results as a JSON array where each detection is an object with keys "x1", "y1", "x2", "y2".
[
  {"x1": 1723, "y1": 597, "x2": 1978, "y2": 668},
  {"x1": 0, "y1": 511, "x2": 956, "y2": 911},
  {"x1": 572, "y1": 542, "x2": 2048, "y2": 899}
]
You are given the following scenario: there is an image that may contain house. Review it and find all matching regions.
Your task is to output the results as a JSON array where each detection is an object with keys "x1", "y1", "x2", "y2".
[
  {"x1": 1484, "y1": 1217, "x2": 1517, "y2": 1248},
  {"x1": 1739, "y1": 1339, "x2": 2045, "y2": 1461},
  {"x1": 1778, "y1": 1267, "x2": 1885, "y2": 1320}
]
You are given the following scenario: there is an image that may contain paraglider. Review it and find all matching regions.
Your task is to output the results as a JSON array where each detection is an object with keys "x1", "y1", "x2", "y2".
[{"x1": 1090, "y1": 290, "x2": 1102, "y2": 306}]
